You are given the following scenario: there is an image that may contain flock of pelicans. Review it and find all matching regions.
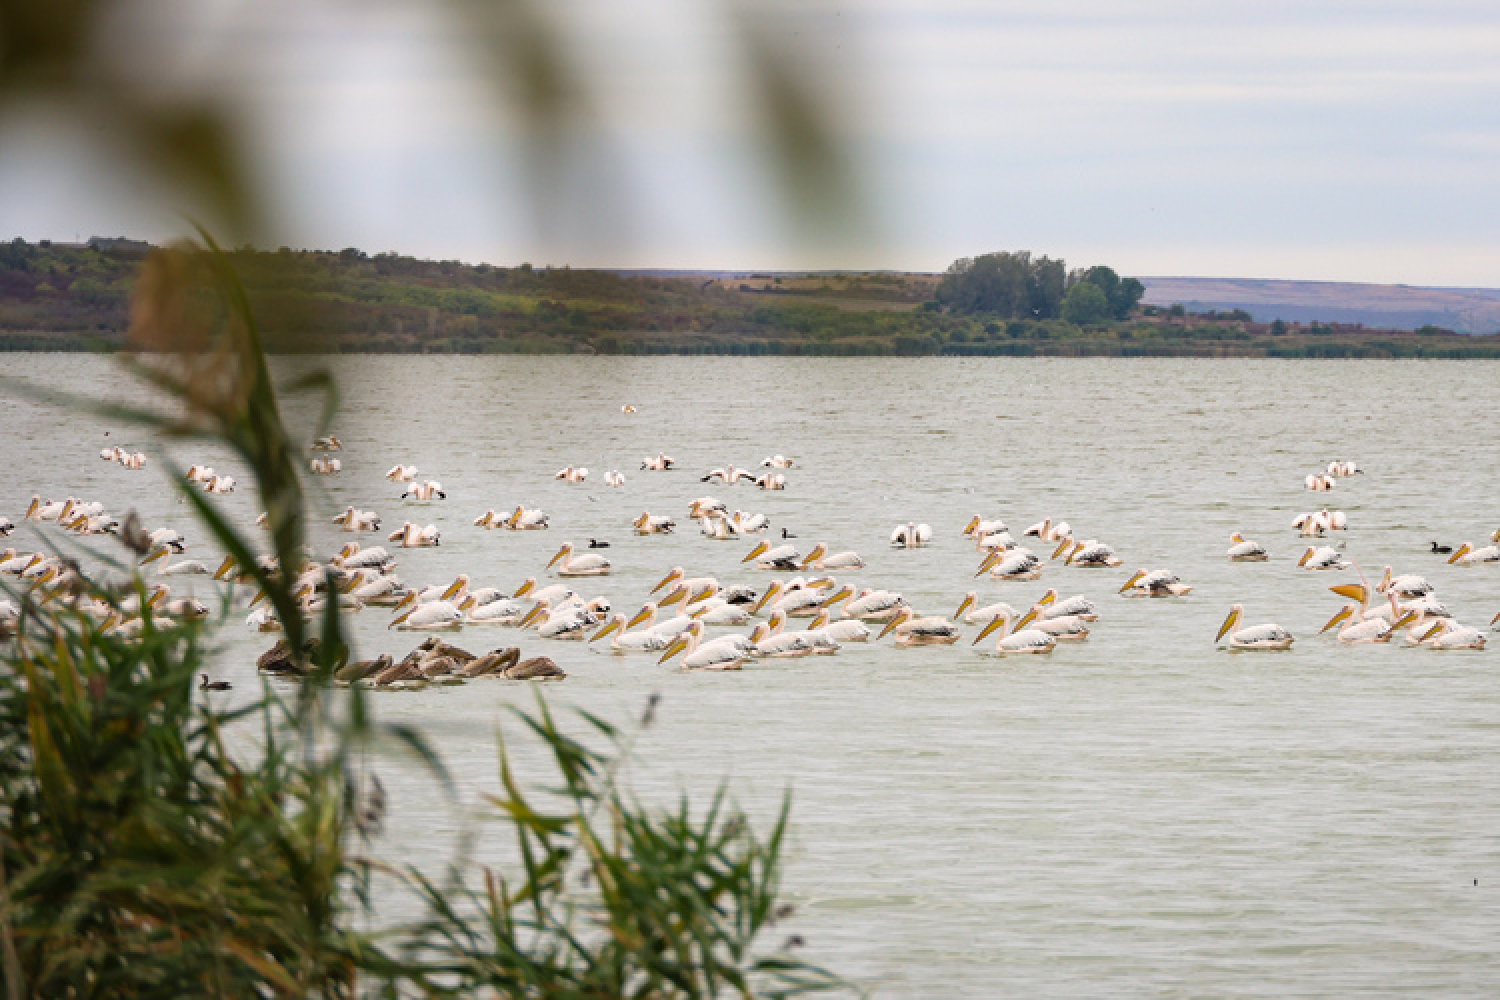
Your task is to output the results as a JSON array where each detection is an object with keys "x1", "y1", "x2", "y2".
[{"x1": 2, "y1": 444, "x2": 1497, "y2": 687}]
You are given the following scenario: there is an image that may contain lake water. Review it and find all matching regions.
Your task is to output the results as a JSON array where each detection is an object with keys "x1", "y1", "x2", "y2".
[{"x1": 4, "y1": 354, "x2": 1498, "y2": 996}]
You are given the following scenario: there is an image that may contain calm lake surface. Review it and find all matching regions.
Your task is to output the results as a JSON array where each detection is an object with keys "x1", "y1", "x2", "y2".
[{"x1": 4, "y1": 354, "x2": 1498, "y2": 996}]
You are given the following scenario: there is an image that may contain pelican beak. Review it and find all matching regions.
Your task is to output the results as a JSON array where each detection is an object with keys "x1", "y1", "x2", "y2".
[
  {"x1": 590, "y1": 619, "x2": 620, "y2": 642},
  {"x1": 1394, "y1": 611, "x2": 1419, "y2": 629},
  {"x1": 659, "y1": 585, "x2": 686, "y2": 608},
  {"x1": 1448, "y1": 544, "x2": 1469, "y2": 565},
  {"x1": 799, "y1": 545, "x2": 823, "y2": 569},
  {"x1": 1330, "y1": 583, "x2": 1367, "y2": 603},
  {"x1": 249, "y1": 590, "x2": 266, "y2": 607},
  {"x1": 1420, "y1": 623, "x2": 1444, "y2": 642},
  {"x1": 627, "y1": 606, "x2": 654, "y2": 629},
  {"x1": 658, "y1": 636, "x2": 688, "y2": 665},
  {"x1": 1297, "y1": 548, "x2": 1314, "y2": 567},
  {"x1": 652, "y1": 568, "x2": 680, "y2": 594},
  {"x1": 1119, "y1": 571, "x2": 1145, "y2": 593},
  {"x1": 1377, "y1": 568, "x2": 1392, "y2": 592},
  {"x1": 25, "y1": 497, "x2": 39, "y2": 519},
  {"x1": 459, "y1": 595, "x2": 476, "y2": 611},
  {"x1": 751, "y1": 583, "x2": 782, "y2": 614},
  {"x1": 388, "y1": 609, "x2": 412, "y2": 629},
  {"x1": 1320, "y1": 608, "x2": 1351, "y2": 633},
  {"x1": 742, "y1": 541, "x2": 768, "y2": 563},
  {"x1": 517, "y1": 605, "x2": 545, "y2": 629},
  {"x1": 975, "y1": 552, "x2": 999, "y2": 577},
  {"x1": 876, "y1": 613, "x2": 907, "y2": 641},
  {"x1": 973, "y1": 614, "x2": 1006, "y2": 644},
  {"x1": 955, "y1": 594, "x2": 975, "y2": 620},
  {"x1": 964, "y1": 515, "x2": 980, "y2": 536},
  {"x1": 819, "y1": 585, "x2": 854, "y2": 608},
  {"x1": 546, "y1": 547, "x2": 566, "y2": 568},
  {"x1": 1053, "y1": 538, "x2": 1072, "y2": 561},
  {"x1": 214, "y1": 554, "x2": 237, "y2": 580},
  {"x1": 1215, "y1": 608, "x2": 1240, "y2": 643},
  {"x1": 513, "y1": 578, "x2": 534, "y2": 597},
  {"x1": 141, "y1": 547, "x2": 166, "y2": 565},
  {"x1": 686, "y1": 588, "x2": 713, "y2": 606},
  {"x1": 1016, "y1": 609, "x2": 1038, "y2": 630},
  {"x1": 441, "y1": 577, "x2": 465, "y2": 601}
]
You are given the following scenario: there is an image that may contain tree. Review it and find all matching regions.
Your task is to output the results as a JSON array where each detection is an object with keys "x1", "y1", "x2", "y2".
[
  {"x1": 1073, "y1": 265, "x2": 1144, "y2": 320},
  {"x1": 1062, "y1": 281, "x2": 1110, "y2": 324},
  {"x1": 935, "y1": 251, "x2": 1067, "y2": 319}
]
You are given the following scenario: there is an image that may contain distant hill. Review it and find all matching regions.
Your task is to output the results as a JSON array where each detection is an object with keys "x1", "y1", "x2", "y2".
[{"x1": 1139, "y1": 277, "x2": 1500, "y2": 334}]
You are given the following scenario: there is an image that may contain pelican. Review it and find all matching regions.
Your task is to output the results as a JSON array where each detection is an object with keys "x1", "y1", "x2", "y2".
[
  {"x1": 974, "y1": 530, "x2": 1016, "y2": 552},
  {"x1": 309, "y1": 456, "x2": 342, "y2": 475},
  {"x1": 806, "y1": 608, "x2": 870, "y2": 642},
  {"x1": 402, "y1": 480, "x2": 446, "y2": 500},
  {"x1": 877, "y1": 608, "x2": 961, "y2": 646},
  {"x1": 732, "y1": 511, "x2": 771, "y2": 534},
  {"x1": 753, "y1": 472, "x2": 786, "y2": 490},
  {"x1": 0, "y1": 551, "x2": 43, "y2": 576},
  {"x1": 310, "y1": 436, "x2": 342, "y2": 451},
  {"x1": 332, "y1": 507, "x2": 381, "y2": 532},
  {"x1": 590, "y1": 613, "x2": 675, "y2": 652},
  {"x1": 890, "y1": 523, "x2": 933, "y2": 548},
  {"x1": 801, "y1": 543, "x2": 864, "y2": 571},
  {"x1": 954, "y1": 592, "x2": 1019, "y2": 625},
  {"x1": 963, "y1": 516, "x2": 1007, "y2": 538},
  {"x1": 660, "y1": 622, "x2": 750, "y2": 670},
  {"x1": 742, "y1": 540, "x2": 801, "y2": 571},
  {"x1": 746, "y1": 620, "x2": 816, "y2": 658},
  {"x1": 185, "y1": 464, "x2": 215, "y2": 482},
  {"x1": 333, "y1": 543, "x2": 395, "y2": 571},
  {"x1": 554, "y1": 466, "x2": 588, "y2": 482},
  {"x1": 1417, "y1": 619, "x2": 1487, "y2": 649},
  {"x1": 652, "y1": 568, "x2": 719, "y2": 603},
  {"x1": 385, "y1": 464, "x2": 419, "y2": 481},
  {"x1": 1023, "y1": 519, "x2": 1071, "y2": 542},
  {"x1": 1215, "y1": 605, "x2": 1294, "y2": 649},
  {"x1": 692, "y1": 598, "x2": 752, "y2": 626},
  {"x1": 972, "y1": 610, "x2": 1055, "y2": 655},
  {"x1": 202, "y1": 475, "x2": 236, "y2": 494},
  {"x1": 25, "y1": 496, "x2": 74, "y2": 522},
  {"x1": 414, "y1": 575, "x2": 470, "y2": 604},
  {"x1": 688, "y1": 497, "x2": 727, "y2": 519},
  {"x1": 1022, "y1": 604, "x2": 1089, "y2": 641},
  {"x1": 347, "y1": 575, "x2": 411, "y2": 606},
  {"x1": 1119, "y1": 568, "x2": 1192, "y2": 596},
  {"x1": 976, "y1": 548, "x2": 1042, "y2": 581},
  {"x1": 389, "y1": 522, "x2": 441, "y2": 547},
  {"x1": 1374, "y1": 566, "x2": 1434, "y2": 598},
  {"x1": 65, "y1": 514, "x2": 119, "y2": 536},
  {"x1": 1328, "y1": 583, "x2": 1406, "y2": 625},
  {"x1": 843, "y1": 589, "x2": 909, "y2": 621},
  {"x1": 640, "y1": 453, "x2": 676, "y2": 471},
  {"x1": 1060, "y1": 539, "x2": 1121, "y2": 567},
  {"x1": 760, "y1": 454, "x2": 794, "y2": 468},
  {"x1": 633, "y1": 512, "x2": 676, "y2": 534},
  {"x1": 1298, "y1": 546, "x2": 1349, "y2": 571},
  {"x1": 0, "y1": 516, "x2": 13, "y2": 537},
  {"x1": 1227, "y1": 532, "x2": 1269, "y2": 561},
  {"x1": 120, "y1": 450, "x2": 147, "y2": 470},
  {"x1": 141, "y1": 548, "x2": 213, "y2": 576},
  {"x1": 1448, "y1": 542, "x2": 1500, "y2": 566},
  {"x1": 246, "y1": 607, "x2": 282, "y2": 632},
  {"x1": 605, "y1": 469, "x2": 626, "y2": 487},
  {"x1": 1321, "y1": 604, "x2": 1415, "y2": 643},
  {"x1": 461, "y1": 594, "x2": 532, "y2": 625},
  {"x1": 506, "y1": 506, "x2": 550, "y2": 530},
  {"x1": 1328, "y1": 459, "x2": 1362, "y2": 477},
  {"x1": 622, "y1": 404, "x2": 638, "y2": 413},
  {"x1": 388, "y1": 595, "x2": 463, "y2": 630},
  {"x1": 512, "y1": 578, "x2": 578, "y2": 607},
  {"x1": 627, "y1": 602, "x2": 701, "y2": 641},
  {"x1": 701, "y1": 466, "x2": 756, "y2": 484},
  {"x1": 1305, "y1": 473, "x2": 1335, "y2": 491},
  {"x1": 699, "y1": 513, "x2": 741, "y2": 540},
  {"x1": 548, "y1": 542, "x2": 611, "y2": 576}
]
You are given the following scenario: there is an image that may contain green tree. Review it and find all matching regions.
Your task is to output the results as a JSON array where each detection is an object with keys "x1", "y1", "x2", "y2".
[{"x1": 1062, "y1": 281, "x2": 1110, "y2": 324}]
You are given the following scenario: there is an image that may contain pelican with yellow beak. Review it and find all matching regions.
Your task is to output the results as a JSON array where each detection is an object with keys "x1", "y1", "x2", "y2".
[
  {"x1": 659, "y1": 621, "x2": 749, "y2": 670},
  {"x1": 976, "y1": 548, "x2": 1042, "y2": 581},
  {"x1": 652, "y1": 567, "x2": 718, "y2": 603},
  {"x1": 954, "y1": 592, "x2": 1019, "y2": 625},
  {"x1": 1226, "y1": 532, "x2": 1269, "y2": 561},
  {"x1": 1215, "y1": 605, "x2": 1293, "y2": 649},
  {"x1": 388, "y1": 594, "x2": 464, "y2": 630},
  {"x1": 800, "y1": 543, "x2": 865, "y2": 571},
  {"x1": 1448, "y1": 541, "x2": 1500, "y2": 566},
  {"x1": 590, "y1": 613, "x2": 675, "y2": 652},
  {"x1": 876, "y1": 607, "x2": 962, "y2": 646},
  {"x1": 972, "y1": 610, "x2": 1055, "y2": 655},
  {"x1": 742, "y1": 540, "x2": 802, "y2": 571},
  {"x1": 1321, "y1": 604, "x2": 1416, "y2": 643},
  {"x1": 1118, "y1": 569, "x2": 1193, "y2": 597},
  {"x1": 547, "y1": 542, "x2": 611, "y2": 577}
]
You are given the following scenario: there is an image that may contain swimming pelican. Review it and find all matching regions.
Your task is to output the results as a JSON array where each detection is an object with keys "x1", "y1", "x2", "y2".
[
  {"x1": 554, "y1": 466, "x2": 589, "y2": 482},
  {"x1": 761, "y1": 454, "x2": 794, "y2": 468},
  {"x1": 752, "y1": 472, "x2": 786, "y2": 490},
  {"x1": 517, "y1": 599, "x2": 599, "y2": 640},
  {"x1": 385, "y1": 464, "x2": 419, "y2": 481},
  {"x1": 1327, "y1": 459, "x2": 1362, "y2": 477},
  {"x1": 402, "y1": 480, "x2": 446, "y2": 500},
  {"x1": 1215, "y1": 605, "x2": 1293, "y2": 650},
  {"x1": 843, "y1": 589, "x2": 909, "y2": 621},
  {"x1": 347, "y1": 575, "x2": 411, "y2": 606},
  {"x1": 310, "y1": 456, "x2": 342, "y2": 475},
  {"x1": 310, "y1": 436, "x2": 342, "y2": 451},
  {"x1": 633, "y1": 512, "x2": 676, "y2": 534},
  {"x1": 605, "y1": 469, "x2": 626, "y2": 487},
  {"x1": 1023, "y1": 519, "x2": 1071, "y2": 542},
  {"x1": 65, "y1": 513, "x2": 119, "y2": 536},
  {"x1": 1021, "y1": 604, "x2": 1090, "y2": 641},
  {"x1": 745, "y1": 620, "x2": 816, "y2": 658},
  {"x1": 692, "y1": 598, "x2": 752, "y2": 626},
  {"x1": 1321, "y1": 604, "x2": 1415, "y2": 643},
  {"x1": 954, "y1": 592, "x2": 1019, "y2": 625},
  {"x1": 414, "y1": 575, "x2": 470, "y2": 604},
  {"x1": 548, "y1": 542, "x2": 611, "y2": 576},
  {"x1": 1374, "y1": 566, "x2": 1434, "y2": 598},
  {"x1": 460, "y1": 593, "x2": 532, "y2": 625},
  {"x1": 701, "y1": 466, "x2": 756, "y2": 484},
  {"x1": 1118, "y1": 568, "x2": 1193, "y2": 596},
  {"x1": 590, "y1": 613, "x2": 675, "y2": 652},
  {"x1": 801, "y1": 543, "x2": 864, "y2": 571},
  {"x1": 333, "y1": 542, "x2": 395, "y2": 571},
  {"x1": 976, "y1": 548, "x2": 1042, "y2": 581},
  {"x1": 660, "y1": 621, "x2": 750, "y2": 670},
  {"x1": 806, "y1": 608, "x2": 870, "y2": 642},
  {"x1": 688, "y1": 497, "x2": 727, "y2": 519},
  {"x1": 141, "y1": 548, "x2": 213, "y2": 576},
  {"x1": 1305, "y1": 473, "x2": 1335, "y2": 491},
  {"x1": 1060, "y1": 539, "x2": 1121, "y2": 567},
  {"x1": 1327, "y1": 583, "x2": 1405, "y2": 625},
  {"x1": 652, "y1": 568, "x2": 719, "y2": 603},
  {"x1": 622, "y1": 404, "x2": 638, "y2": 413},
  {"x1": 640, "y1": 453, "x2": 676, "y2": 470},
  {"x1": 877, "y1": 608, "x2": 962, "y2": 646},
  {"x1": 388, "y1": 522, "x2": 441, "y2": 547},
  {"x1": 332, "y1": 507, "x2": 381, "y2": 532},
  {"x1": 502, "y1": 506, "x2": 549, "y2": 530},
  {"x1": 974, "y1": 530, "x2": 1017, "y2": 552},
  {"x1": 742, "y1": 540, "x2": 802, "y2": 571},
  {"x1": 0, "y1": 516, "x2": 13, "y2": 537},
  {"x1": 972, "y1": 610, "x2": 1055, "y2": 655},
  {"x1": 963, "y1": 516, "x2": 1007, "y2": 538},
  {"x1": 1227, "y1": 532, "x2": 1269, "y2": 561},
  {"x1": 1298, "y1": 546, "x2": 1349, "y2": 571},
  {"x1": 185, "y1": 464, "x2": 215, "y2": 482},
  {"x1": 25, "y1": 496, "x2": 75, "y2": 522},
  {"x1": 202, "y1": 475, "x2": 236, "y2": 494},
  {"x1": 627, "y1": 601, "x2": 701, "y2": 642},
  {"x1": 1416, "y1": 619, "x2": 1487, "y2": 649},
  {"x1": 1448, "y1": 542, "x2": 1500, "y2": 566},
  {"x1": 732, "y1": 511, "x2": 771, "y2": 534},
  {"x1": 699, "y1": 513, "x2": 741, "y2": 540},
  {"x1": 890, "y1": 523, "x2": 933, "y2": 548}
]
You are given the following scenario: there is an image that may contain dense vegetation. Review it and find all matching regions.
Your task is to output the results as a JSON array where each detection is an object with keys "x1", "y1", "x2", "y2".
[{"x1": 3, "y1": 237, "x2": 1499, "y2": 357}]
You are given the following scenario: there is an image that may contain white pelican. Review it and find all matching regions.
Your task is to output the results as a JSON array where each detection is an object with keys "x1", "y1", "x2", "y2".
[
  {"x1": 1227, "y1": 532, "x2": 1269, "y2": 561},
  {"x1": 202, "y1": 475, "x2": 236, "y2": 494},
  {"x1": 963, "y1": 516, "x2": 1007, "y2": 538},
  {"x1": 701, "y1": 466, "x2": 756, "y2": 484},
  {"x1": 25, "y1": 496, "x2": 74, "y2": 522},
  {"x1": 688, "y1": 497, "x2": 727, "y2": 518},
  {"x1": 605, "y1": 469, "x2": 626, "y2": 487},
  {"x1": 746, "y1": 620, "x2": 816, "y2": 658},
  {"x1": 141, "y1": 548, "x2": 213, "y2": 576},
  {"x1": 1021, "y1": 604, "x2": 1090, "y2": 641},
  {"x1": 972, "y1": 610, "x2": 1054, "y2": 655},
  {"x1": 622, "y1": 404, "x2": 638, "y2": 413},
  {"x1": 385, "y1": 464, "x2": 419, "y2": 482},
  {"x1": 0, "y1": 551, "x2": 43, "y2": 576},
  {"x1": 954, "y1": 592, "x2": 1019, "y2": 625},
  {"x1": 1215, "y1": 605, "x2": 1294, "y2": 650},
  {"x1": 742, "y1": 540, "x2": 802, "y2": 571},
  {"x1": 517, "y1": 599, "x2": 597, "y2": 640},
  {"x1": 660, "y1": 622, "x2": 749, "y2": 670},
  {"x1": 1305, "y1": 473, "x2": 1335, "y2": 491},
  {"x1": 333, "y1": 542, "x2": 395, "y2": 571},
  {"x1": 753, "y1": 472, "x2": 786, "y2": 490},
  {"x1": 1328, "y1": 583, "x2": 1405, "y2": 625},
  {"x1": 347, "y1": 575, "x2": 411, "y2": 606},
  {"x1": 801, "y1": 543, "x2": 865, "y2": 571},
  {"x1": 590, "y1": 613, "x2": 675, "y2": 652},
  {"x1": 628, "y1": 602, "x2": 701, "y2": 641},
  {"x1": 1119, "y1": 568, "x2": 1193, "y2": 596},
  {"x1": 756, "y1": 581, "x2": 845, "y2": 618},
  {"x1": 548, "y1": 542, "x2": 611, "y2": 577},
  {"x1": 1321, "y1": 604, "x2": 1414, "y2": 643},
  {"x1": 732, "y1": 511, "x2": 771, "y2": 534},
  {"x1": 1417, "y1": 619, "x2": 1487, "y2": 649},
  {"x1": 402, "y1": 480, "x2": 446, "y2": 500},
  {"x1": 512, "y1": 578, "x2": 578, "y2": 607},
  {"x1": 1327, "y1": 459, "x2": 1362, "y2": 477},
  {"x1": 1448, "y1": 542, "x2": 1500, "y2": 566},
  {"x1": 640, "y1": 453, "x2": 675, "y2": 470},
  {"x1": 843, "y1": 589, "x2": 909, "y2": 621},
  {"x1": 414, "y1": 575, "x2": 470, "y2": 604},
  {"x1": 692, "y1": 598, "x2": 752, "y2": 626},
  {"x1": 185, "y1": 464, "x2": 215, "y2": 482},
  {"x1": 633, "y1": 512, "x2": 675, "y2": 534},
  {"x1": 1297, "y1": 546, "x2": 1349, "y2": 571},
  {"x1": 1023, "y1": 519, "x2": 1071, "y2": 542},
  {"x1": 462, "y1": 594, "x2": 531, "y2": 625},
  {"x1": 332, "y1": 507, "x2": 381, "y2": 532},
  {"x1": 890, "y1": 523, "x2": 933, "y2": 548},
  {"x1": 0, "y1": 516, "x2": 13, "y2": 537},
  {"x1": 1060, "y1": 539, "x2": 1121, "y2": 567},
  {"x1": 975, "y1": 530, "x2": 1016, "y2": 552},
  {"x1": 119, "y1": 451, "x2": 147, "y2": 470},
  {"x1": 760, "y1": 454, "x2": 794, "y2": 468},
  {"x1": 652, "y1": 568, "x2": 719, "y2": 604},
  {"x1": 976, "y1": 548, "x2": 1042, "y2": 581},
  {"x1": 310, "y1": 436, "x2": 342, "y2": 451},
  {"x1": 245, "y1": 607, "x2": 281, "y2": 632},
  {"x1": 699, "y1": 514, "x2": 741, "y2": 540},
  {"x1": 309, "y1": 456, "x2": 342, "y2": 475},
  {"x1": 389, "y1": 522, "x2": 440, "y2": 547},
  {"x1": 65, "y1": 514, "x2": 119, "y2": 536},
  {"x1": 806, "y1": 608, "x2": 870, "y2": 642},
  {"x1": 506, "y1": 506, "x2": 550, "y2": 530},
  {"x1": 554, "y1": 466, "x2": 588, "y2": 482},
  {"x1": 1374, "y1": 566, "x2": 1434, "y2": 598},
  {"x1": 877, "y1": 608, "x2": 962, "y2": 646}
]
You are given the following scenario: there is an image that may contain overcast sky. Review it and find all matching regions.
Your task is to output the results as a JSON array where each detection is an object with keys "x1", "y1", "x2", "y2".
[{"x1": 1, "y1": 0, "x2": 1497, "y2": 285}]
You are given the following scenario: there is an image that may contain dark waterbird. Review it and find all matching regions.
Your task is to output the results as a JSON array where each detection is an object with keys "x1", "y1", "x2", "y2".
[
  {"x1": 1431, "y1": 541, "x2": 1453, "y2": 554},
  {"x1": 589, "y1": 538, "x2": 611, "y2": 548},
  {"x1": 199, "y1": 673, "x2": 232, "y2": 691}
]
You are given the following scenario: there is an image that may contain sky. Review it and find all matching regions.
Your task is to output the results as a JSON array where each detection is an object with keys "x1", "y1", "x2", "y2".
[{"x1": 1, "y1": 0, "x2": 1498, "y2": 285}]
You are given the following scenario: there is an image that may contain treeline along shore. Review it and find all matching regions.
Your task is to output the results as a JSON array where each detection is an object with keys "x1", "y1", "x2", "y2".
[{"x1": 3, "y1": 238, "x2": 1499, "y2": 358}]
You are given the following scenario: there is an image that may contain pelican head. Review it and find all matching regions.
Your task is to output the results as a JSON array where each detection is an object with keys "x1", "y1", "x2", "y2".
[
  {"x1": 513, "y1": 577, "x2": 537, "y2": 598},
  {"x1": 1215, "y1": 605, "x2": 1245, "y2": 643},
  {"x1": 818, "y1": 584, "x2": 855, "y2": 608},
  {"x1": 742, "y1": 540, "x2": 771, "y2": 563},
  {"x1": 590, "y1": 615, "x2": 625, "y2": 642},
  {"x1": 440, "y1": 574, "x2": 470, "y2": 601},
  {"x1": 1053, "y1": 537, "x2": 1077, "y2": 561},
  {"x1": 973, "y1": 612, "x2": 1011, "y2": 644},
  {"x1": 751, "y1": 580, "x2": 785, "y2": 615},
  {"x1": 955, "y1": 592, "x2": 978, "y2": 620},
  {"x1": 799, "y1": 543, "x2": 828, "y2": 568},
  {"x1": 627, "y1": 603, "x2": 657, "y2": 629},
  {"x1": 963, "y1": 515, "x2": 982, "y2": 536},
  {"x1": 658, "y1": 583, "x2": 688, "y2": 608},
  {"x1": 653, "y1": 567, "x2": 684, "y2": 594},
  {"x1": 1320, "y1": 605, "x2": 1355, "y2": 633},
  {"x1": 975, "y1": 551, "x2": 1000, "y2": 577},
  {"x1": 1447, "y1": 543, "x2": 1471, "y2": 565},
  {"x1": 1297, "y1": 547, "x2": 1316, "y2": 567},
  {"x1": 1119, "y1": 570, "x2": 1148, "y2": 593},
  {"x1": 877, "y1": 607, "x2": 915, "y2": 640}
]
